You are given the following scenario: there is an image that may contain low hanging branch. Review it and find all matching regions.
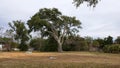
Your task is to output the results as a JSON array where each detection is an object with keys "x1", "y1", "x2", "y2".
[{"x1": 73, "y1": 0, "x2": 100, "y2": 7}]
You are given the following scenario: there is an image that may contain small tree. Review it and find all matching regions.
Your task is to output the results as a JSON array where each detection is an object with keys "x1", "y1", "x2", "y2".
[
  {"x1": 96, "y1": 38, "x2": 105, "y2": 49},
  {"x1": 27, "y1": 8, "x2": 81, "y2": 52},
  {"x1": 9, "y1": 20, "x2": 30, "y2": 51}
]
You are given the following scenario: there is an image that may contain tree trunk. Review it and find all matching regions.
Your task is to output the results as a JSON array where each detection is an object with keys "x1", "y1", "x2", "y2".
[
  {"x1": 52, "y1": 34, "x2": 63, "y2": 52},
  {"x1": 58, "y1": 42, "x2": 63, "y2": 52}
]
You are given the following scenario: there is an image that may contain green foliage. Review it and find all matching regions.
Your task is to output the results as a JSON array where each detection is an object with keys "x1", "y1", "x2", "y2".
[
  {"x1": 9, "y1": 20, "x2": 30, "y2": 51},
  {"x1": 89, "y1": 40, "x2": 100, "y2": 52},
  {"x1": 92, "y1": 40, "x2": 100, "y2": 47},
  {"x1": 63, "y1": 36, "x2": 89, "y2": 51},
  {"x1": 78, "y1": 41, "x2": 89, "y2": 51},
  {"x1": 73, "y1": 0, "x2": 99, "y2": 7},
  {"x1": 63, "y1": 44, "x2": 75, "y2": 51},
  {"x1": 95, "y1": 38, "x2": 105, "y2": 49},
  {"x1": 19, "y1": 43, "x2": 28, "y2": 51},
  {"x1": 84, "y1": 36, "x2": 93, "y2": 46},
  {"x1": 104, "y1": 36, "x2": 113, "y2": 45},
  {"x1": 41, "y1": 37, "x2": 58, "y2": 52},
  {"x1": 30, "y1": 38, "x2": 45, "y2": 51},
  {"x1": 10, "y1": 42, "x2": 19, "y2": 48},
  {"x1": 95, "y1": 36, "x2": 113, "y2": 50},
  {"x1": 0, "y1": 37, "x2": 11, "y2": 43},
  {"x1": 27, "y1": 8, "x2": 61, "y2": 34},
  {"x1": 27, "y1": 8, "x2": 81, "y2": 52},
  {"x1": 103, "y1": 44, "x2": 120, "y2": 53}
]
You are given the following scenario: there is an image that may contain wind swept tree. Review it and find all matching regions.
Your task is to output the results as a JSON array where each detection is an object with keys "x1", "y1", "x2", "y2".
[
  {"x1": 73, "y1": 0, "x2": 99, "y2": 7},
  {"x1": 27, "y1": 8, "x2": 81, "y2": 52},
  {"x1": 9, "y1": 20, "x2": 30, "y2": 51}
]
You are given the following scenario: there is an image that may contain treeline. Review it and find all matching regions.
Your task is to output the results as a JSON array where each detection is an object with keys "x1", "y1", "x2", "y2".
[
  {"x1": 29, "y1": 35, "x2": 120, "y2": 53},
  {"x1": 1, "y1": 29, "x2": 120, "y2": 53},
  {"x1": 0, "y1": 27, "x2": 120, "y2": 53}
]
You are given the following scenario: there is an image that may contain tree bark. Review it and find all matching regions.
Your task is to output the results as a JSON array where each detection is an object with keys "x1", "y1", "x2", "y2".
[
  {"x1": 58, "y1": 41, "x2": 63, "y2": 52},
  {"x1": 49, "y1": 31, "x2": 63, "y2": 52}
]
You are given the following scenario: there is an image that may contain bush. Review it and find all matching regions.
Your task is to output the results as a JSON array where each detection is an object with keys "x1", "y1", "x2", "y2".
[
  {"x1": 78, "y1": 41, "x2": 89, "y2": 51},
  {"x1": 19, "y1": 43, "x2": 28, "y2": 51},
  {"x1": 103, "y1": 44, "x2": 120, "y2": 53},
  {"x1": 40, "y1": 37, "x2": 58, "y2": 52},
  {"x1": 63, "y1": 43, "x2": 76, "y2": 51},
  {"x1": 63, "y1": 40, "x2": 89, "y2": 51},
  {"x1": 30, "y1": 38, "x2": 45, "y2": 51},
  {"x1": 10, "y1": 42, "x2": 19, "y2": 48}
]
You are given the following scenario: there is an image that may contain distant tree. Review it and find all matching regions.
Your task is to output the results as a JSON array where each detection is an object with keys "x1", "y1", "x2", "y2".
[
  {"x1": 104, "y1": 36, "x2": 113, "y2": 45},
  {"x1": 115, "y1": 36, "x2": 120, "y2": 44},
  {"x1": 92, "y1": 40, "x2": 99, "y2": 47},
  {"x1": 9, "y1": 20, "x2": 30, "y2": 51},
  {"x1": 27, "y1": 8, "x2": 81, "y2": 52},
  {"x1": 84, "y1": 36, "x2": 93, "y2": 46},
  {"x1": 95, "y1": 38, "x2": 105, "y2": 49},
  {"x1": 73, "y1": 0, "x2": 99, "y2": 7}
]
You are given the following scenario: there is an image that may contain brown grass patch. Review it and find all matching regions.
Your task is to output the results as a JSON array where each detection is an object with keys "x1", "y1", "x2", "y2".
[{"x1": 0, "y1": 52, "x2": 120, "y2": 68}]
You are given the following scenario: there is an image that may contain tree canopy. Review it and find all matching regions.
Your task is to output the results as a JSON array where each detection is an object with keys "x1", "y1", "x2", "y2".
[{"x1": 27, "y1": 8, "x2": 81, "y2": 52}]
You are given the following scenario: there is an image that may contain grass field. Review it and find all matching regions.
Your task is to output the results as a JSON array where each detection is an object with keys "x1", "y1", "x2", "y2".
[{"x1": 0, "y1": 52, "x2": 120, "y2": 68}]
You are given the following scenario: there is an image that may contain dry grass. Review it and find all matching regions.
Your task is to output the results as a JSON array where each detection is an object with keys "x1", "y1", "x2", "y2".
[{"x1": 0, "y1": 52, "x2": 120, "y2": 68}]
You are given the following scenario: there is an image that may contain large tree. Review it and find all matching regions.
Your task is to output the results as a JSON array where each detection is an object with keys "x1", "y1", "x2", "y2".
[
  {"x1": 9, "y1": 20, "x2": 30, "y2": 51},
  {"x1": 73, "y1": 0, "x2": 99, "y2": 7},
  {"x1": 27, "y1": 8, "x2": 81, "y2": 52}
]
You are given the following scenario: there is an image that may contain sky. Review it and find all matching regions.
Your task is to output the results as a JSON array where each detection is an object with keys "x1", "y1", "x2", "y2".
[{"x1": 0, "y1": 0, "x2": 120, "y2": 39}]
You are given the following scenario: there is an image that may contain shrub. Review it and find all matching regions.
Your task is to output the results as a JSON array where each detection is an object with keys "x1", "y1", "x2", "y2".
[
  {"x1": 30, "y1": 38, "x2": 45, "y2": 51},
  {"x1": 40, "y1": 37, "x2": 58, "y2": 52},
  {"x1": 78, "y1": 41, "x2": 89, "y2": 51},
  {"x1": 103, "y1": 44, "x2": 120, "y2": 53},
  {"x1": 63, "y1": 40, "x2": 89, "y2": 51},
  {"x1": 10, "y1": 42, "x2": 19, "y2": 48},
  {"x1": 63, "y1": 44, "x2": 75, "y2": 51},
  {"x1": 19, "y1": 43, "x2": 28, "y2": 51}
]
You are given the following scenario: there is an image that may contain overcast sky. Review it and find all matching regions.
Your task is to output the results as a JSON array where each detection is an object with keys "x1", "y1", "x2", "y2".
[{"x1": 0, "y1": 0, "x2": 120, "y2": 38}]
